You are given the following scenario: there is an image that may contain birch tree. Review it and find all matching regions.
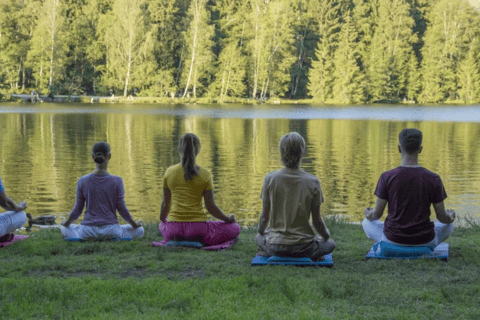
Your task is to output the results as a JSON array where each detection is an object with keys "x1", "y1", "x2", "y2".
[
  {"x1": 181, "y1": 0, "x2": 214, "y2": 98},
  {"x1": 28, "y1": 0, "x2": 66, "y2": 92},
  {"x1": 105, "y1": 0, "x2": 152, "y2": 97}
]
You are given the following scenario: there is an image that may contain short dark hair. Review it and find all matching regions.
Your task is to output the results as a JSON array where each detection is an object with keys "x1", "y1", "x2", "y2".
[
  {"x1": 92, "y1": 141, "x2": 111, "y2": 164},
  {"x1": 399, "y1": 128, "x2": 422, "y2": 154}
]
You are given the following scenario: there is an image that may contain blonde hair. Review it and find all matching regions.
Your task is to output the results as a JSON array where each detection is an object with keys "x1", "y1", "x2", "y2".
[
  {"x1": 179, "y1": 133, "x2": 201, "y2": 180},
  {"x1": 279, "y1": 132, "x2": 305, "y2": 168}
]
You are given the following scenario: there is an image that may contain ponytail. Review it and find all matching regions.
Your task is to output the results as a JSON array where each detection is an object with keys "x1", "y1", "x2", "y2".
[{"x1": 179, "y1": 133, "x2": 200, "y2": 181}]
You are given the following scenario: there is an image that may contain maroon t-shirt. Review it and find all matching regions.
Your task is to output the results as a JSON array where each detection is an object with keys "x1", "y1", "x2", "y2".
[{"x1": 375, "y1": 166, "x2": 447, "y2": 244}]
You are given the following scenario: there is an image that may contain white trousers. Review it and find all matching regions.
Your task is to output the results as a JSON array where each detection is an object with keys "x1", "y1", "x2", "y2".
[
  {"x1": 0, "y1": 211, "x2": 27, "y2": 237},
  {"x1": 61, "y1": 224, "x2": 144, "y2": 241},
  {"x1": 362, "y1": 218, "x2": 454, "y2": 250}
]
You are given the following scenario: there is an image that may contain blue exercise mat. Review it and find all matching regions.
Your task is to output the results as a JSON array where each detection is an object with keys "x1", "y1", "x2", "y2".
[
  {"x1": 365, "y1": 242, "x2": 449, "y2": 260},
  {"x1": 164, "y1": 240, "x2": 203, "y2": 248},
  {"x1": 251, "y1": 253, "x2": 333, "y2": 267}
]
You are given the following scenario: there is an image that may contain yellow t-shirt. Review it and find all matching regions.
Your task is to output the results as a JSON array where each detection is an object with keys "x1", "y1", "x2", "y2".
[{"x1": 163, "y1": 163, "x2": 213, "y2": 222}]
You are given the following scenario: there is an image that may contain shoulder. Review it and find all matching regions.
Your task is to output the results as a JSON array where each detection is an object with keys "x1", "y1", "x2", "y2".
[
  {"x1": 110, "y1": 175, "x2": 124, "y2": 183},
  {"x1": 299, "y1": 169, "x2": 320, "y2": 181},
  {"x1": 198, "y1": 166, "x2": 212, "y2": 180},
  {"x1": 165, "y1": 163, "x2": 182, "y2": 176},
  {"x1": 77, "y1": 174, "x2": 91, "y2": 184},
  {"x1": 381, "y1": 167, "x2": 402, "y2": 178},
  {"x1": 419, "y1": 167, "x2": 443, "y2": 183},
  {"x1": 264, "y1": 170, "x2": 281, "y2": 182}
]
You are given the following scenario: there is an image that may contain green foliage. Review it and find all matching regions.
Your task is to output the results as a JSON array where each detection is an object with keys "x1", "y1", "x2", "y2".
[
  {"x1": 1, "y1": 223, "x2": 480, "y2": 318},
  {"x1": 307, "y1": 0, "x2": 340, "y2": 102},
  {"x1": 332, "y1": 13, "x2": 366, "y2": 104},
  {"x1": 1, "y1": 0, "x2": 480, "y2": 103}
]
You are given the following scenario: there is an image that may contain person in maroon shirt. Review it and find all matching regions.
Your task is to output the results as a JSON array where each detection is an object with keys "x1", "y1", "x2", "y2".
[{"x1": 363, "y1": 128, "x2": 455, "y2": 249}]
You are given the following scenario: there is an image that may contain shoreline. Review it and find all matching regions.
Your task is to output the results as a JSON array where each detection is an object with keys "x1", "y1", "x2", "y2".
[{"x1": 2, "y1": 94, "x2": 476, "y2": 105}]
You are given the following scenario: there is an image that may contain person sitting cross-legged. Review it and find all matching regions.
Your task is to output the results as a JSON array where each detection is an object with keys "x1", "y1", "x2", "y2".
[
  {"x1": 0, "y1": 176, "x2": 27, "y2": 242},
  {"x1": 61, "y1": 142, "x2": 144, "y2": 241},
  {"x1": 159, "y1": 133, "x2": 240, "y2": 246},
  {"x1": 363, "y1": 128, "x2": 455, "y2": 249},
  {"x1": 255, "y1": 132, "x2": 335, "y2": 260}
]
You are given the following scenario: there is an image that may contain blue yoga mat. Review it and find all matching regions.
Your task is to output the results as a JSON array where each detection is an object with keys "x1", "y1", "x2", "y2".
[
  {"x1": 164, "y1": 240, "x2": 203, "y2": 248},
  {"x1": 365, "y1": 242, "x2": 449, "y2": 260},
  {"x1": 251, "y1": 253, "x2": 333, "y2": 267}
]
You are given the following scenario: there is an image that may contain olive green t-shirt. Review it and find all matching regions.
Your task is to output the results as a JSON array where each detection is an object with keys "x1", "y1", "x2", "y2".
[
  {"x1": 163, "y1": 163, "x2": 213, "y2": 222},
  {"x1": 261, "y1": 167, "x2": 324, "y2": 245}
]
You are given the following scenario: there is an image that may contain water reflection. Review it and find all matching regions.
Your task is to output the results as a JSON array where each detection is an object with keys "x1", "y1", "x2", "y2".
[{"x1": 0, "y1": 103, "x2": 479, "y2": 226}]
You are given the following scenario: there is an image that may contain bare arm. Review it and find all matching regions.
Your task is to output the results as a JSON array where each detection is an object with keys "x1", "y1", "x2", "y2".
[
  {"x1": 433, "y1": 201, "x2": 455, "y2": 224},
  {"x1": 203, "y1": 190, "x2": 235, "y2": 223},
  {"x1": 311, "y1": 203, "x2": 330, "y2": 240},
  {"x1": 365, "y1": 197, "x2": 388, "y2": 221},
  {"x1": 160, "y1": 188, "x2": 171, "y2": 222},
  {"x1": 257, "y1": 201, "x2": 270, "y2": 235},
  {"x1": 0, "y1": 191, "x2": 27, "y2": 212}
]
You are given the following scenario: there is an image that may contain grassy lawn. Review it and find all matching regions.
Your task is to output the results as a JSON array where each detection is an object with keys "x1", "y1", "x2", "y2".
[{"x1": 1, "y1": 220, "x2": 479, "y2": 319}]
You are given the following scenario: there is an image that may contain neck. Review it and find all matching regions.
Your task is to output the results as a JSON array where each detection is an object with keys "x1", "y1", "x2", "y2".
[
  {"x1": 93, "y1": 163, "x2": 109, "y2": 175},
  {"x1": 400, "y1": 154, "x2": 420, "y2": 167}
]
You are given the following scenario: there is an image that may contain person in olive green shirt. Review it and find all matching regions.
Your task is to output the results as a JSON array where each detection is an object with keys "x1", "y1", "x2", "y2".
[{"x1": 255, "y1": 132, "x2": 335, "y2": 260}]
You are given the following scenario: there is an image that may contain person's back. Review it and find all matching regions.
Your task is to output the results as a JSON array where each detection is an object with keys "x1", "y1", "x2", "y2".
[
  {"x1": 74, "y1": 173, "x2": 128, "y2": 226},
  {"x1": 163, "y1": 163, "x2": 210, "y2": 222},
  {"x1": 61, "y1": 142, "x2": 143, "y2": 241},
  {"x1": 158, "y1": 133, "x2": 240, "y2": 246},
  {"x1": 377, "y1": 166, "x2": 446, "y2": 244},
  {"x1": 363, "y1": 128, "x2": 455, "y2": 249},
  {"x1": 262, "y1": 168, "x2": 320, "y2": 245},
  {"x1": 255, "y1": 132, "x2": 335, "y2": 260}
]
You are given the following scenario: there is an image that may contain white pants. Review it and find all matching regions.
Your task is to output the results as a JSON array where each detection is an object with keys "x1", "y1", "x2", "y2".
[
  {"x1": 0, "y1": 211, "x2": 27, "y2": 237},
  {"x1": 362, "y1": 218, "x2": 453, "y2": 250},
  {"x1": 61, "y1": 224, "x2": 144, "y2": 241}
]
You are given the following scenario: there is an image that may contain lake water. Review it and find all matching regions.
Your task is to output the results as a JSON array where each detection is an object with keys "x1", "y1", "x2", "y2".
[{"x1": 1, "y1": 102, "x2": 479, "y2": 227}]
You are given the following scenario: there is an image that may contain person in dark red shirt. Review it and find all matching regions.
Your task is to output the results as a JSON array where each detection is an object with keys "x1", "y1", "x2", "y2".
[{"x1": 363, "y1": 128, "x2": 455, "y2": 249}]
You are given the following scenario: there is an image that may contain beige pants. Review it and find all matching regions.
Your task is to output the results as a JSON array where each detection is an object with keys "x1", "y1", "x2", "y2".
[{"x1": 255, "y1": 233, "x2": 335, "y2": 260}]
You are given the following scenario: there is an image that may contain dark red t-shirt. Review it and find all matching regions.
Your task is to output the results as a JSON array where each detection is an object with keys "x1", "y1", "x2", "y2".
[{"x1": 374, "y1": 166, "x2": 447, "y2": 245}]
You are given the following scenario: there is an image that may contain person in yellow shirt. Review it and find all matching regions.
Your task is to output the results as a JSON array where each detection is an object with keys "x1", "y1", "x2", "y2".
[{"x1": 159, "y1": 133, "x2": 240, "y2": 245}]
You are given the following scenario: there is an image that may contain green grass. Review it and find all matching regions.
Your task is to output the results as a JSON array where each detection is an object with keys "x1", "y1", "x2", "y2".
[{"x1": 1, "y1": 220, "x2": 479, "y2": 319}]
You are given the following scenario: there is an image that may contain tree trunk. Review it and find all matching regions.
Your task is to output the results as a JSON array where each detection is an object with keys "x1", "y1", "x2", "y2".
[
  {"x1": 183, "y1": 0, "x2": 199, "y2": 98},
  {"x1": 49, "y1": 0, "x2": 58, "y2": 89},
  {"x1": 219, "y1": 61, "x2": 227, "y2": 100},
  {"x1": 124, "y1": 27, "x2": 134, "y2": 97},
  {"x1": 252, "y1": 6, "x2": 260, "y2": 98}
]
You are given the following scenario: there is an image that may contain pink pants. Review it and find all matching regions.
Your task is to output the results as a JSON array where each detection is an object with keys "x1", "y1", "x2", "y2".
[{"x1": 159, "y1": 221, "x2": 240, "y2": 246}]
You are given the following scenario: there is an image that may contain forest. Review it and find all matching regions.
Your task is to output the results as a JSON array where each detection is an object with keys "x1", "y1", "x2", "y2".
[{"x1": 1, "y1": 0, "x2": 480, "y2": 103}]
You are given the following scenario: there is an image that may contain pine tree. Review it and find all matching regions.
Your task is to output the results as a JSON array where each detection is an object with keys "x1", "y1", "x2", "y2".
[
  {"x1": 457, "y1": 38, "x2": 480, "y2": 103},
  {"x1": 209, "y1": 0, "x2": 248, "y2": 99},
  {"x1": 419, "y1": 0, "x2": 473, "y2": 102},
  {"x1": 367, "y1": 0, "x2": 416, "y2": 101},
  {"x1": 148, "y1": 0, "x2": 183, "y2": 97},
  {"x1": 307, "y1": 0, "x2": 340, "y2": 103},
  {"x1": 332, "y1": 12, "x2": 365, "y2": 104}
]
